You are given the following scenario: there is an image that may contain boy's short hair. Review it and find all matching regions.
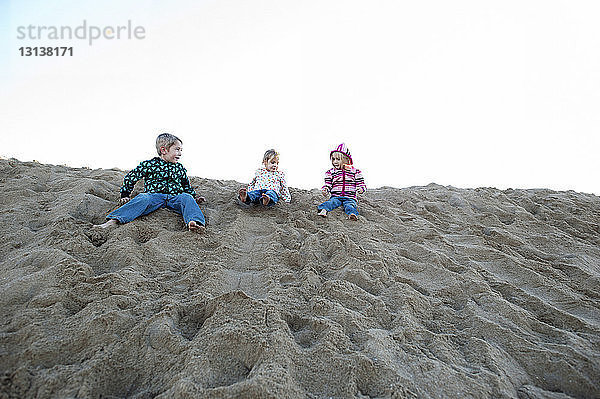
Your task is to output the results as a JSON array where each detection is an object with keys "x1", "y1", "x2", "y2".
[
  {"x1": 156, "y1": 133, "x2": 182, "y2": 155},
  {"x1": 263, "y1": 149, "x2": 279, "y2": 163}
]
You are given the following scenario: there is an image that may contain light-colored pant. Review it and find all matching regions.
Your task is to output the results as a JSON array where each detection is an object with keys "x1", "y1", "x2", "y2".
[
  {"x1": 107, "y1": 193, "x2": 205, "y2": 225},
  {"x1": 318, "y1": 196, "x2": 358, "y2": 216}
]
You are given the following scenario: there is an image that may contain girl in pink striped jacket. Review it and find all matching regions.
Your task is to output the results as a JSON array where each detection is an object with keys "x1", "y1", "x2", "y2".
[{"x1": 318, "y1": 143, "x2": 366, "y2": 220}]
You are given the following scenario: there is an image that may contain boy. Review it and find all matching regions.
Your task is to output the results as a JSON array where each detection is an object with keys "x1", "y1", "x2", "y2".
[{"x1": 95, "y1": 133, "x2": 206, "y2": 233}]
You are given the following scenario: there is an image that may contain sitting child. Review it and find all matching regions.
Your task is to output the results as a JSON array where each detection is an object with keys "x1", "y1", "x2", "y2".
[
  {"x1": 95, "y1": 133, "x2": 206, "y2": 233},
  {"x1": 318, "y1": 143, "x2": 366, "y2": 220},
  {"x1": 238, "y1": 149, "x2": 291, "y2": 206}
]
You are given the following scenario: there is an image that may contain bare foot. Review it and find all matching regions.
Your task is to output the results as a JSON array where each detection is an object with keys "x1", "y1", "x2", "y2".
[
  {"x1": 238, "y1": 188, "x2": 248, "y2": 203},
  {"x1": 95, "y1": 219, "x2": 118, "y2": 229},
  {"x1": 261, "y1": 193, "x2": 270, "y2": 206},
  {"x1": 349, "y1": 214, "x2": 358, "y2": 221},
  {"x1": 318, "y1": 209, "x2": 327, "y2": 218},
  {"x1": 188, "y1": 220, "x2": 206, "y2": 234}
]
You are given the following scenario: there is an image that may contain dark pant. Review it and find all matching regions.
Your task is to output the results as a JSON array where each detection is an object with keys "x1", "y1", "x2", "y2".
[{"x1": 245, "y1": 189, "x2": 279, "y2": 206}]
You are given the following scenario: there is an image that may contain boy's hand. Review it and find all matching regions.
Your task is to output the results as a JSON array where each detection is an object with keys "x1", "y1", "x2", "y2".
[
  {"x1": 321, "y1": 187, "x2": 330, "y2": 197},
  {"x1": 120, "y1": 197, "x2": 130, "y2": 205},
  {"x1": 195, "y1": 196, "x2": 206, "y2": 205}
]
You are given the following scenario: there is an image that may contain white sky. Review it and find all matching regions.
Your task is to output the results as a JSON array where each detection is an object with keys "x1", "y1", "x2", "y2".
[{"x1": 2, "y1": 0, "x2": 599, "y2": 195}]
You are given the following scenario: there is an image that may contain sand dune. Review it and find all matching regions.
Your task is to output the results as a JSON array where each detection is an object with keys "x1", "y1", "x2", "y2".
[{"x1": 0, "y1": 158, "x2": 599, "y2": 399}]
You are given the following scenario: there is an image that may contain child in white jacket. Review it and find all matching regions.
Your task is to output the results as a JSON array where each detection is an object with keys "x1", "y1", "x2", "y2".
[{"x1": 238, "y1": 149, "x2": 291, "y2": 206}]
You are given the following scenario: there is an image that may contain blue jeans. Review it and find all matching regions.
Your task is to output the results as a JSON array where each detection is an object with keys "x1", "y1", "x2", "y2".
[
  {"x1": 107, "y1": 193, "x2": 205, "y2": 226},
  {"x1": 245, "y1": 189, "x2": 279, "y2": 206},
  {"x1": 318, "y1": 196, "x2": 358, "y2": 216}
]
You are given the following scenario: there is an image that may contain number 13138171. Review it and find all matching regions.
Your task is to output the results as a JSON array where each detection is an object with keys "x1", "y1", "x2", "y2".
[{"x1": 19, "y1": 47, "x2": 73, "y2": 56}]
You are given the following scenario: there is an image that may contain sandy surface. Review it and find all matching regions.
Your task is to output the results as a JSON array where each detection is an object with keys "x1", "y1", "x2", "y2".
[{"x1": 0, "y1": 158, "x2": 599, "y2": 399}]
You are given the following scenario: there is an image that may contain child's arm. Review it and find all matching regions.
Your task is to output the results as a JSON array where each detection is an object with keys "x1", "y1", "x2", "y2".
[
  {"x1": 279, "y1": 172, "x2": 292, "y2": 203},
  {"x1": 355, "y1": 169, "x2": 367, "y2": 194},
  {"x1": 120, "y1": 161, "x2": 148, "y2": 199},
  {"x1": 321, "y1": 169, "x2": 333, "y2": 196},
  {"x1": 180, "y1": 166, "x2": 203, "y2": 203},
  {"x1": 180, "y1": 167, "x2": 197, "y2": 197},
  {"x1": 247, "y1": 169, "x2": 261, "y2": 190}
]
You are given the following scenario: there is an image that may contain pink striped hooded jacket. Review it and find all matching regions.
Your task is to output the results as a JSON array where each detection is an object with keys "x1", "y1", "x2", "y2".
[
  {"x1": 322, "y1": 166, "x2": 366, "y2": 200},
  {"x1": 322, "y1": 143, "x2": 366, "y2": 200}
]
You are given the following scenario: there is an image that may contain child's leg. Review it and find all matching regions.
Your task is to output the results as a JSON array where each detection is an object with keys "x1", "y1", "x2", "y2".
[
  {"x1": 341, "y1": 198, "x2": 359, "y2": 218},
  {"x1": 188, "y1": 220, "x2": 206, "y2": 233},
  {"x1": 246, "y1": 190, "x2": 264, "y2": 204},
  {"x1": 238, "y1": 187, "x2": 248, "y2": 203},
  {"x1": 317, "y1": 197, "x2": 342, "y2": 214},
  {"x1": 96, "y1": 219, "x2": 118, "y2": 229},
  {"x1": 106, "y1": 193, "x2": 166, "y2": 224},
  {"x1": 262, "y1": 190, "x2": 279, "y2": 206},
  {"x1": 167, "y1": 193, "x2": 206, "y2": 227}
]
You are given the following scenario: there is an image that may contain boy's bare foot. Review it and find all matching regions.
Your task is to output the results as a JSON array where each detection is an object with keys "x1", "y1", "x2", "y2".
[
  {"x1": 261, "y1": 193, "x2": 270, "y2": 206},
  {"x1": 95, "y1": 219, "x2": 118, "y2": 229},
  {"x1": 349, "y1": 214, "x2": 358, "y2": 221},
  {"x1": 318, "y1": 209, "x2": 327, "y2": 218},
  {"x1": 188, "y1": 220, "x2": 206, "y2": 234},
  {"x1": 238, "y1": 188, "x2": 248, "y2": 203}
]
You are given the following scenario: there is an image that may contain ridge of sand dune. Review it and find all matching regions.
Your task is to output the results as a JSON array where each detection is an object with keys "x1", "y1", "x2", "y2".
[{"x1": 0, "y1": 158, "x2": 599, "y2": 399}]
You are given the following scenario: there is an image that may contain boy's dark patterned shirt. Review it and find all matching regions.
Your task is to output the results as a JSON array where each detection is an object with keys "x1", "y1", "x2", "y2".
[{"x1": 120, "y1": 157, "x2": 196, "y2": 198}]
